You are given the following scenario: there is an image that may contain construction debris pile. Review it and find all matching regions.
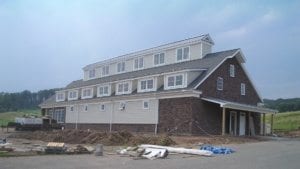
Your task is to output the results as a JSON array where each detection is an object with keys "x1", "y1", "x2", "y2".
[{"x1": 9, "y1": 130, "x2": 175, "y2": 146}]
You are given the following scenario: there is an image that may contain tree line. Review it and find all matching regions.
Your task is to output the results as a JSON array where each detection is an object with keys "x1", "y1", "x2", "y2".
[
  {"x1": 263, "y1": 98, "x2": 300, "y2": 113},
  {"x1": 0, "y1": 89, "x2": 57, "y2": 112}
]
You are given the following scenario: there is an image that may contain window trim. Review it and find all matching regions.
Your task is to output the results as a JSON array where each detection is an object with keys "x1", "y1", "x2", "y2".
[
  {"x1": 241, "y1": 83, "x2": 246, "y2": 95},
  {"x1": 56, "y1": 92, "x2": 65, "y2": 102},
  {"x1": 133, "y1": 57, "x2": 144, "y2": 70},
  {"x1": 143, "y1": 100, "x2": 149, "y2": 109},
  {"x1": 116, "y1": 81, "x2": 132, "y2": 95},
  {"x1": 97, "y1": 84, "x2": 111, "y2": 97},
  {"x1": 117, "y1": 61, "x2": 125, "y2": 73},
  {"x1": 81, "y1": 88, "x2": 93, "y2": 99},
  {"x1": 230, "y1": 64, "x2": 235, "y2": 77},
  {"x1": 138, "y1": 78, "x2": 156, "y2": 92},
  {"x1": 153, "y1": 52, "x2": 165, "y2": 66},
  {"x1": 164, "y1": 73, "x2": 186, "y2": 90},
  {"x1": 176, "y1": 46, "x2": 190, "y2": 62},
  {"x1": 68, "y1": 90, "x2": 78, "y2": 101},
  {"x1": 99, "y1": 104, "x2": 106, "y2": 111},
  {"x1": 101, "y1": 65, "x2": 109, "y2": 76},
  {"x1": 217, "y1": 77, "x2": 223, "y2": 91},
  {"x1": 88, "y1": 69, "x2": 96, "y2": 79}
]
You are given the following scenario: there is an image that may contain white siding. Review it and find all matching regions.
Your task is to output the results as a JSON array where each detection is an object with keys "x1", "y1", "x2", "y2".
[
  {"x1": 65, "y1": 99, "x2": 159, "y2": 124},
  {"x1": 187, "y1": 71, "x2": 202, "y2": 85},
  {"x1": 190, "y1": 43, "x2": 202, "y2": 60},
  {"x1": 202, "y1": 43, "x2": 212, "y2": 57}
]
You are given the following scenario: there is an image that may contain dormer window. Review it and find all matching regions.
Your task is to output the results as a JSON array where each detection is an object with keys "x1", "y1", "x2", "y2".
[
  {"x1": 68, "y1": 90, "x2": 78, "y2": 100},
  {"x1": 138, "y1": 78, "x2": 155, "y2": 92},
  {"x1": 102, "y1": 65, "x2": 109, "y2": 76},
  {"x1": 56, "y1": 92, "x2": 65, "y2": 102},
  {"x1": 81, "y1": 88, "x2": 93, "y2": 99},
  {"x1": 117, "y1": 62, "x2": 125, "y2": 73},
  {"x1": 116, "y1": 82, "x2": 131, "y2": 95},
  {"x1": 97, "y1": 85, "x2": 110, "y2": 97},
  {"x1": 165, "y1": 73, "x2": 186, "y2": 90},
  {"x1": 89, "y1": 69, "x2": 95, "y2": 78},
  {"x1": 177, "y1": 47, "x2": 189, "y2": 61},
  {"x1": 230, "y1": 64, "x2": 235, "y2": 77},
  {"x1": 154, "y1": 53, "x2": 165, "y2": 65},
  {"x1": 134, "y1": 57, "x2": 144, "y2": 70}
]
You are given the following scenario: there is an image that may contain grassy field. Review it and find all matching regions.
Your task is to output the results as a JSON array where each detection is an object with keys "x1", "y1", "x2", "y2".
[
  {"x1": 0, "y1": 109, "x2": 40, "y2": 126},
  {"x1": 266, "y1": 111, "x2": 300, "y2": 131}
]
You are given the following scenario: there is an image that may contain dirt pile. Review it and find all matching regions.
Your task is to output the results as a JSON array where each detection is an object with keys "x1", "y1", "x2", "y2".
[{"x1": 9, "y1": 130, "x2": 175, "y2": 146}]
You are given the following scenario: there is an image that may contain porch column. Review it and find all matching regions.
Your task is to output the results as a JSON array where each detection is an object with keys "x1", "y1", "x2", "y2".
[
  {"x1": 248, "y1": 111, "x2": 251, "y2": 136},
  {"x1": 222, "y1": 107, "x2": 226, "y2": 135},
  {"x1": 271, "y1": 113, "x2": 274, "y2": 135},
  {"x1": 262, "y1": 113, "x2": 266, "y2": 136}
]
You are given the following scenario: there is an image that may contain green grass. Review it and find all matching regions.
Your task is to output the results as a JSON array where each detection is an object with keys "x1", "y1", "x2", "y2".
[
  {"x1": 0, "y1": 109, "x2": 40, "y2": 126},
  {"x1": 266, "y1": 111, "x2": 300, "y2": 131}
]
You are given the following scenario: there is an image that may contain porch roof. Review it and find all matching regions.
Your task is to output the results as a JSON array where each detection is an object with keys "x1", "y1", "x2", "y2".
[{"x1": 201, "y1": 97, "x2": 278, "y2": 114}]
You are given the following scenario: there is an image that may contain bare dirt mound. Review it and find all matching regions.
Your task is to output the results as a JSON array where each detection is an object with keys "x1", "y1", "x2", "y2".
[{"x1": 9, "y1": 130, "x2": 175, "y2": 146}]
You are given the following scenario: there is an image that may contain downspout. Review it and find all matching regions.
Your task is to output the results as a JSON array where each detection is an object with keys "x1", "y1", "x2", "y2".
[{"x1": 109, "y1": 101, "x2": 113, "y2": 133}]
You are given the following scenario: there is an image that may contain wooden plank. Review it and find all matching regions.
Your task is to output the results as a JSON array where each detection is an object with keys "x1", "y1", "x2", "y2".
[{"x1": 222, "y1": 108, "x2": 226, "y2": 135}]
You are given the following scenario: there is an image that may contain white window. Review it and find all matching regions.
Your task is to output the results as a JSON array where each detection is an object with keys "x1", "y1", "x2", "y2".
[
  {"x1": 119, "y1": 102, "x2": 126, "y2": 110},
  {"x1": 102, "y1": 65, "x2": 109, "y2": 76},
  {"x1": 139, "y1": 78, "x2": 155, "y2": 92},
  {"x1": 134, "y1": 57, "x2": 144, "y2": 70},
  {"x1": 68, "y1": 90, "x2": 78, "y2": 100},
  {"x1": 116, "y1": 82, "x2": 131, "y2": 95},
  {"x1": 177, "y1": 47, "x2": 189, "y2": 61},
  {"x1": 165, "y1": 74, "x2": 185, "y2": 89},
  {"x1": 241, "y1": 83, "x2": 246, "y2": 95},
  {"x1": 117, "y1": 62, "x2": 125, "y2": 73},
  {"x1": 56, "y1": 92, "x2": 65, "y2": 102},
  {"x1": 81, "y1": 88, "x2": 93, "y2": 99},
  {"x1": 84, "y1": 104, "x2": 88, "y2": 112},
  {"x1": 143, "y1": 100, "x2": 149, "y2": 109},
  {"x1": 230, "y1": 64, "x2": 235, "y2": 77},
  {"x1": 97, "y1": 85, "x2": 110, "y2": 97},
  {"x1": 99, "y1": 104, "x2": 105, "y2": 111},
  {"x1": 70, "y1": 106, "x2": 74, "y2": 112},
  {"x1": 217, "y1": 77, "x2": 223, "y2": 91},
  {"x1": 154, "y1": 53, "x2": 165, "y2": 65},
  {"x1": 89, "y1": 69, "x2": 96, "y2": 78}
]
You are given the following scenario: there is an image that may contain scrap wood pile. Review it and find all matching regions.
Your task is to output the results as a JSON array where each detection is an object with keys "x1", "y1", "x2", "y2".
[{"x1": 9, "y1": 130, "x2": 175, "y2": 146}]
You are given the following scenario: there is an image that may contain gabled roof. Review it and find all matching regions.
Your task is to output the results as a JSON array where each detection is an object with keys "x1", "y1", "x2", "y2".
[
  {"x1": 83, "y1": 34, "x2": 214, "y2": 70},
  {"x1": 65, "y1": 49, "x2": 240, "y2": 90}
]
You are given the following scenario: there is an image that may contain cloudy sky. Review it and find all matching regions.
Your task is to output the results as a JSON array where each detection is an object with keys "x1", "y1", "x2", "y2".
[{"x1": 0, "y1": 0, "x2": 299, "y2": 99}]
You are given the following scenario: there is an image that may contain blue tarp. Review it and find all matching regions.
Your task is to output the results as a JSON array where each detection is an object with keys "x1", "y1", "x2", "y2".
[{"x1": 200, "y1": 145, "x2": 235, "y2": 154}]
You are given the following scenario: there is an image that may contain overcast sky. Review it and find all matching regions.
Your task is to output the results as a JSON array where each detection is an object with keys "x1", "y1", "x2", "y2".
[{"x1": 0, "y1": 0, "x2": 299, "y2": 99}]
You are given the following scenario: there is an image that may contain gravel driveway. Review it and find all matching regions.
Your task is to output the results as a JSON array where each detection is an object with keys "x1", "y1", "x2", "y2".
[{"x1": 1, "y1": 140, "x2": 300, "y2": 169}]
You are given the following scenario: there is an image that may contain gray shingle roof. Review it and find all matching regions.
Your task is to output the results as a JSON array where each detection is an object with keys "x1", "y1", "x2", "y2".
[
  {"x1": 40, "y1": 49, "x2": 239, "y2": 107},
  {"x1": 65, "y1": 49, "x2": 239, "y2": 89}
]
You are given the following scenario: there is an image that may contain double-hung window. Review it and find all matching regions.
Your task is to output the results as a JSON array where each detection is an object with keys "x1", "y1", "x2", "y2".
[
  {"x1": 177, "y1": 47, "x2": 189, "y2": 61},
  {"x1": 165, "y1": 74, "x2": 185, "y2": 89},
  {"x1": 117, "y1": 62, "x2": 125, "y2": 73},
  {"x1": 217, "y1": 77, "x2": 223, "y2": 91},
  {"x1": 98, "y1": 85, "x2": 110, "y2": 97},
  {"x1": 154, "y1": 53, "x2": 165, "y2": 65},
  {"x1": 116, "y1": 82, "x2": 131, "y2": 95},
  {"x1": 230, "y1": 64, "x2": 235, "y2": 77},
  {"x1": 139, "y1": 78, "x2": 154, "y2": 92},
  {"x1": 241, "y1": 83, "x2": 246, "y2": 95},
  {"x1": 82, "y1": 88, "x2": 93, "y2": 99},
  {"x1": 88, "y1": 69, "x2": 95, "y2": 79},
  {"x1": 134, "y1": 57, "x2": 144, "y2": 70},
  {"x1": 102, "y1": 65, "x2": 109, "y2": 76},
  {"x1": 56, "y1": 92, "x2": 65, "y2": 102},
  {"x1": 68, "y1": 90, "x2": 78, "y2": 100}
]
